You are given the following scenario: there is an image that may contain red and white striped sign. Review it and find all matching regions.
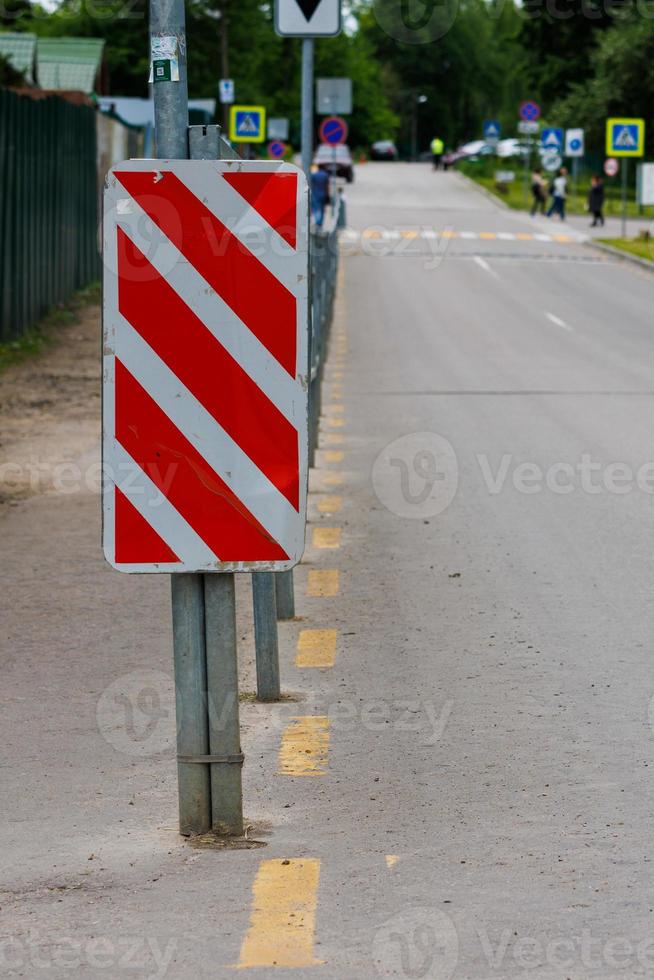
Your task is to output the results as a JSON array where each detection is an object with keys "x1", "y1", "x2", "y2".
[{"x1": 102, "y1": 160, "x2": 309, "y2": 573}]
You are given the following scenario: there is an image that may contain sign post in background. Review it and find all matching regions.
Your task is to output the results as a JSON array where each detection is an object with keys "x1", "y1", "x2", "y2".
[
  {"x1": 606, "y1": 117, "x2": 645, "y2": 237},
  {"x1": 565, "y1": 128, "x2": 584, "y2": 208},
  {"x1": 316, "y1": 77, "x2": 352, "y2": 115},
  {"x1": 275, "y1": 1, "x2": 343, "y2": 176}
]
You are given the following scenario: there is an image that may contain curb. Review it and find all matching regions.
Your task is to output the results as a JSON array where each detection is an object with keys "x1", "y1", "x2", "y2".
[
  {"x1": 455, "y1": 170, "x2": 509, "y2": 211},
  {"x1": 584, "y1": 239, "x2": 654, "y2": 273}
]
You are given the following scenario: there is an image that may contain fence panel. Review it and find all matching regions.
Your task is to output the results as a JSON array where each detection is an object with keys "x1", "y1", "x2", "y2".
[{"x1": 0, "y1": 88, "x2": 99, "y2": 342}]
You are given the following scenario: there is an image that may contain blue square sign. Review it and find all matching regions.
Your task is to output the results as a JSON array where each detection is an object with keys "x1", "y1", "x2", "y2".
[{"x1": 541, "y1": 128, "x2": 564, "y2": 152}]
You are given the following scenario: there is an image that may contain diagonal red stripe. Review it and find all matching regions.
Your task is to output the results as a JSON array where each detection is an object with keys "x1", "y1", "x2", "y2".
[
  {"x1": 118, "y1": 228, "x2": 299, "y2": 510},
  {"x1": 114, "y1": 169, "x2": 297, "y2": 376},
  {"x1": 222, "y1": 171, "x2": 297, "y2": 249},
  {"x1": 114, "y1": 360, "x2": 289, "y2": 562},
  {"x1": 114, "y1": 487, "x2": 180, "y2": 564}
]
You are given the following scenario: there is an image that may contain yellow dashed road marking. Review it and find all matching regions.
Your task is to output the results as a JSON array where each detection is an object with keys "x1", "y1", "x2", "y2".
[
  {"x1": 317, "y1": 495, "x2": 342, "y2": 514},
  {"x1": 307, "y1": 570, "x2": 340, "y2": 597},
  {"x1": 325, "y1": 418, "x2": 345, "y2": 429},
  {"x1": 312, "y1": 527, "x2": 341, "y2": 549},
  {"x1": 322, "y1": 433, "x2": 344, "y2": 446},
  {"x1": 323, "y1": 472, "x2": 344, "y2": 486},
  {"x1": 326, "y1": 404, "x2": 345, "y2": 415},
  {"x1": 515, "y1": 232, "x2": 533, "y2": 240},
  {"x1": 553, "y1": 234, "x2": 571, "y2": 242},
  {"x1": 478, "y1": 232, "x2": 497, "y2": 239},
  {"x1": 385, "y1": 855, "x2": 400, "y2": 870},
  {"x1": 400, "y1": 230, "x2": 419, "y2": 239},
  {"x1": 278, "y1": 716, "x2": 330, "y2": 775},
  {"x1": 331, "y1": 370, "x2": 344, "y2": 380},
  {"x1": 296, "y1": 629, "x2": 337, "y2": 668},
  {"x1": 324, "y1": 450, "x2": 344, "y2": 463},
  {"x1": 237, "y1": 859, "x2": 323, "y2": 968},
  {"x1": 440, "y1": 230, "x2": 457, "y2": 238}
]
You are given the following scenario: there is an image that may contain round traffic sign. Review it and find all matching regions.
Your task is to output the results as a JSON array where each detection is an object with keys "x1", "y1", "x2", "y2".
[
  {"x1": 542, "y1": 151, "x2": 562, "y2": 173},
  {"x1": 267, "y1": 140, "x2": 286, "y2": 159},
  {"x1": 319, "y1": 116, "x2": 348, "y2": 145},
  {"x1": 604, "y1": 157, "x2": 619, "y2": 177},
  {"x1": 519, "y1": 100, "x2": 541, "y2": 122},
  {"x1": 568, "y1": 137, "x2": 582, "y2": 153}
]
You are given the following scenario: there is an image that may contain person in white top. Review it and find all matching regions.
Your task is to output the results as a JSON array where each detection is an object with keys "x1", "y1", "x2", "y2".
[{"x1": 547, "y1": 167, "x2": 568, "y2": 220}]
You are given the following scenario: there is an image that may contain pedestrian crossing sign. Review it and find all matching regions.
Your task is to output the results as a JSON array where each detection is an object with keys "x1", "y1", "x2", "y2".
[
  {"x1": 606, "y1": 118, "x2": 645, "y2": 157},
  {"x1": 229, "y1": 105, "x2": 266, "y2": 143}
]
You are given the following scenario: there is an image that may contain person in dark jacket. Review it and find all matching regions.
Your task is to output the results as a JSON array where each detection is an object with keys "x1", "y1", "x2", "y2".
[
  {"x1": 530, "y1": 167, "x2": 547, "y2": 216},
  {"x1": 588, "y1": 175, "x2": 605, "y2": 227},
  {"x1": 310, "y1": 164, "x2": 330, "y2": 228}
]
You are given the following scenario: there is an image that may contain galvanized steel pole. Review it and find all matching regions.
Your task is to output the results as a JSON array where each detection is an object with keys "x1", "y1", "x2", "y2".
[
  {"x1": 301, "y1": 38, "x2": 314, "y2": 177},
  {"x1": 252, "y1": 572, "x2": 281, "y2": 701},
  {"x1": 204, "y1": 574, "x2": 244, "y2": 835},
  {"x1": 275, "y1": 570, "x2": 295, "y2": 620},
  {"x1": 170, "y1": 576, "x2": 211, "y2": 836},
  {"x1": 150, "y1": 0, "x2": 189, "y2": 158}
]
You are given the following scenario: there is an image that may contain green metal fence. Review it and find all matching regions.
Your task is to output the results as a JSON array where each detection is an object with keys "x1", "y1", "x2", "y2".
[{"x1": 0, "y1": 88, "x2": 99, "y2": 342}]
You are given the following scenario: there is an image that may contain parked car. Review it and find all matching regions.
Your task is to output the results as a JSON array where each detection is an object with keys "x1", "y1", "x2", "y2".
[
  {"x1": 370, "y1": 140, "x2": 399, "y2": 161},
  {"x1": 314, "y1": 144, "x2": 354, "y2": 183}
]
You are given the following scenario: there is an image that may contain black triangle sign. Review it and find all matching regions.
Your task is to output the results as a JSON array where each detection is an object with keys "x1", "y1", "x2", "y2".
[{"x1": 294, "y1": 0, "x2": 322, "y2": 20}]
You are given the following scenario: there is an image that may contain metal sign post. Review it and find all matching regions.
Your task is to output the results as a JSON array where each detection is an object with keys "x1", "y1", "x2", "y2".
[
  {"x1": 104, "y1": 0, "x2": 309, "y2": 840},
  {"x1": 621, "y1": 159, "x2": 628, "y2": 239},
  {"x1": 301, "y1": 38, "x2": 314, "y2": 177},
  {"x1": 606, "y1": 118, "x2": 645, "y2": 238}
]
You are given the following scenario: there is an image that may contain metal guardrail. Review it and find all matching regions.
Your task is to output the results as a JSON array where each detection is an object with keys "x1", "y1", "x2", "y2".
[
  {"x1": 254, "y1": 192, "x2": 341, "y2": 699},
  {"x1": 0, "y1": 88, "x2": 99, "y2": 341}
]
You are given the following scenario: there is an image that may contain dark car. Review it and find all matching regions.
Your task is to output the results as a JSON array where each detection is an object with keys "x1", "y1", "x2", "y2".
[
  {"x1": 370, "y1": 140, "x2": 399, "y2": 161},
  {"x1": 313, "y1": 144, "x2": 354, "y2": 183}
]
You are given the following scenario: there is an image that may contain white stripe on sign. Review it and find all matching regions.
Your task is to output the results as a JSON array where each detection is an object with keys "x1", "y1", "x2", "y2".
[
  {"x1": 179, "y1": 167, "x2": 301, "y2": 294},
  {"x1": 109, "y1": 443, "x2": 218, "y2": 569},
  {"x1": 115, "y1": 201, "x2": 300, "y2": 424},
  {"x1": 114, "y1": 317, "x2": 300, "y2": 558}
]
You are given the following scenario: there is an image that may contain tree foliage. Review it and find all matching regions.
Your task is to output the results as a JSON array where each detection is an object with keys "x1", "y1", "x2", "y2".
[{"x1": 6, "y1": 0, "x2": 654, "y2": 153}]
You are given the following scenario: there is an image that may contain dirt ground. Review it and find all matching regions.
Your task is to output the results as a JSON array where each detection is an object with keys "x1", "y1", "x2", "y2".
[{"x1": 0, "y1": 304, "x2": 101, "y2": 510}]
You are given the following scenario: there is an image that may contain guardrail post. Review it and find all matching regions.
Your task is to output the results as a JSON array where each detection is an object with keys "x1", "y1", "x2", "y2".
[
  {"x1": 252, "y1": 572, "x2": 281, "y2": 701},
  {"x1": 275, "y1": 570, "x2": 295, "y2": 620}
]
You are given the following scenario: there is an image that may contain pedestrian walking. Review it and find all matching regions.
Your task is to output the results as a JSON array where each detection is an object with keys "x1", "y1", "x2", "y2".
[
  {"x1": 588, "y1": 174, "x2": 605, "y2": 227},
  {"x1": 530, "y1": 167, "x2": 547, "y2": 216},
  {"x1": 310, "y1": 164, "x2": 329, "y2": 228},
  {"x1": 547, "y1": 167, "x2": 568, "y2": 220},
  {"x1": 430, "y1": 136, "x2": 444, "y2": 170}
]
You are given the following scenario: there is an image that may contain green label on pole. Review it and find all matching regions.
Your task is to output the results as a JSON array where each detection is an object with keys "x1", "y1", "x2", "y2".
[{"x1": 152, "y1": 59, "x2": 172, "y2": 83}]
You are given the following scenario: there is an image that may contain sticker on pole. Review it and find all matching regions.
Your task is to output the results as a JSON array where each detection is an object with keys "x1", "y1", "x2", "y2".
[
  {"x1": 102, "y1": 160, "x2": 309, "y2": 573},
  {"x1": 229, "y1": 105, "x2": 266, "y2": 143},
  {"x1": 319, "y1": 116, "x2": 348, "y2": 145},
  {"x1": 606, "y1": 118, "x2": 645, "y2": 157}
]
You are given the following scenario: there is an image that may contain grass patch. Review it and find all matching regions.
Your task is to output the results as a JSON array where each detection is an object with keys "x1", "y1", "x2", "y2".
[
  {"x1": 0, "y1": 282, "x2": 100, "y2": 375},
  {"x1": 597, "y1": 238, "x2": 654, "y2": 263}
]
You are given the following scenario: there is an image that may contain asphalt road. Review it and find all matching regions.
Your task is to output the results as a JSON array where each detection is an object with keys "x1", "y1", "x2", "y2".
[{"x1": 4, "y1": 161, "x2": 654, "y2": 979}]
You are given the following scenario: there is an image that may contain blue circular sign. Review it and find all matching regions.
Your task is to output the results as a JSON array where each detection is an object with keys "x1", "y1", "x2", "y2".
[
  {"x1": 267, "y1": 140, "x2": 286, "y2": 159},
  {"x1": 569, "y1": 138, "x2": 581, "y2": 151},
  {"x1": 320, "y1": 116, "x2": 348, "y2": 145},
  {"x1": 519, "y1": 100, "x2": 541, "y2": 122}
]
